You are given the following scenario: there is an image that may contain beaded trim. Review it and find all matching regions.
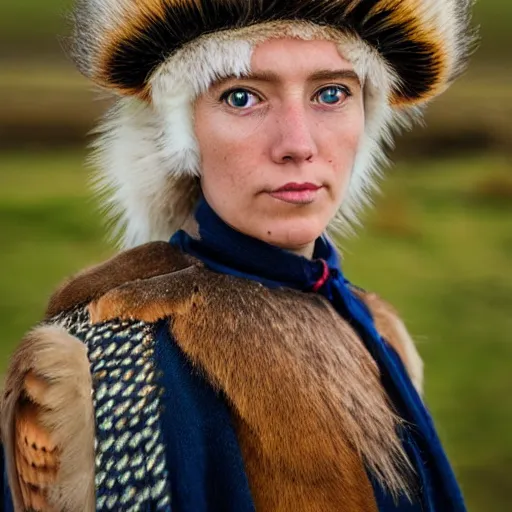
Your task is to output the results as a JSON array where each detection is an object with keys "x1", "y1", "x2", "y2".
[{"x1": 53, "y1": 308, "x2": 172, "y2": 511}]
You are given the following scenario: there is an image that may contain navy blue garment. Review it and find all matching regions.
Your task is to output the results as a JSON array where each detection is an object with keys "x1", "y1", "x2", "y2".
[
  {"x1": 154, "y1": 320, "x2": 255, "y2": 512},
  {"x1": 2, "y1": 446, "x2": 14, "y2": 512},
  {"x1": 169, "y1": 197, "x2": 466, "y2": 512}
]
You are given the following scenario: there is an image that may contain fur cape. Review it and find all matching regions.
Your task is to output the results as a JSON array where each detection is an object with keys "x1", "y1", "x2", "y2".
[
  {"x1": 66, "y1": 0, "x2": 476, "y2": 247},
  {"x1": 1, "y1": 242, "x2": 422, "y2": 511}
]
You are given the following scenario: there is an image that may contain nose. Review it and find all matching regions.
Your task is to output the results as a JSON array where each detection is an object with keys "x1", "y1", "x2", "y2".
[{"x1": 270, "y1": 102, "x2": 318, "y2": 165}]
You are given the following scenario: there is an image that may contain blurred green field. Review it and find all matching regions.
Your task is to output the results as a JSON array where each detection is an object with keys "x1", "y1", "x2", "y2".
[
  {"x1": 0, "y1": 150, "x2": 511, "y2": 510},
  {"x1": 0, "y1": 151, "x2": 111, "y2": 343}
]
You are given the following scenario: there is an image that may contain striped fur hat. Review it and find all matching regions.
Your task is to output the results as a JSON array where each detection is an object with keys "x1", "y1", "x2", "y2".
[{"x1": 71, "y1": 0, "x2": 475, "y2": 247}]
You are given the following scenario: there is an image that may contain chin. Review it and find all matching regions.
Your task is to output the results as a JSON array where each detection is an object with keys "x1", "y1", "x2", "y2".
[{"x1": 258, "y1": 217, "x2": 325, "y2": 252}]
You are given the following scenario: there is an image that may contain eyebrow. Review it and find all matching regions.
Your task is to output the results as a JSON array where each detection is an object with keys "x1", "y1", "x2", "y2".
[{"x1": 212, "y1": 69, "x2": 362, "y2": 88}]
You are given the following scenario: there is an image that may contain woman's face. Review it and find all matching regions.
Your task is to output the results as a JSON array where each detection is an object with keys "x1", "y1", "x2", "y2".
[{"x1": 194, "y1": 38, "x2": 365, "y2": 256}]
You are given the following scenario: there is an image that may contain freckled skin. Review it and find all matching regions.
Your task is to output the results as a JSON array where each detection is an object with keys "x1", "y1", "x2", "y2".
[{"x1": 194, "y1": 38, "x2": 365, "y2": 258}]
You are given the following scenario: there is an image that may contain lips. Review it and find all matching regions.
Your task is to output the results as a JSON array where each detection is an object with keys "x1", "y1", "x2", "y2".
[
  {"x1": 273, "y1": 182, "x2": 321, "y2": 192},
  {"x1": 269, "y1": 182, "x2": 323, "y2": 205}
]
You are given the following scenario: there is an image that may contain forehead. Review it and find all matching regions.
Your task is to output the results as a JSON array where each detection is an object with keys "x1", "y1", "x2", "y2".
[{"x1": 250, "y1": 38, "x2": 355, "y2": 77}]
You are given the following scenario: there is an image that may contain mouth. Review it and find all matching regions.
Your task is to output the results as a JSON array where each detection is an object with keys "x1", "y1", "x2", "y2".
[{"x1": 269, "y1": 182, "x2": 323, "y2": 205}]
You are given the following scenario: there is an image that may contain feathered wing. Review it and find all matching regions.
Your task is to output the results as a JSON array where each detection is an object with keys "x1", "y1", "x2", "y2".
[{"x1": 1, "y1": 325, "x2": 95, "y2": 512}]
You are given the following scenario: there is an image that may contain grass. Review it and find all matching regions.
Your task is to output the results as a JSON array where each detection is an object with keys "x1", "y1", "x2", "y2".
[
  {"x1": 0, "y1": 151, "x2": 111, "y2": 349},
  {"x1": 0, "y1": 0, "x2": 72, "y2": 43},
  {"x1": 0, "y1": 150, "x2": 511, "y2": 510}
]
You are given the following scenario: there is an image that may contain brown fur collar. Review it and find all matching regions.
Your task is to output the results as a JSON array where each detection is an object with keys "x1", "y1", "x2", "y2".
[
  {"x1": 46, "y1": 241, "x2": 193, "y2": 319},
  {"x1": 42, "y1": 241, "x2": 417, "y2": 509},
  {"x1": 46, "y1": 241, "x2": 423, "y2": 395}
]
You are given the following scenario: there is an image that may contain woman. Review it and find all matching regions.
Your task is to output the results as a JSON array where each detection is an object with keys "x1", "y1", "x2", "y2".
[{"x1": 1, "y1": 0, "x2": 475, "y2": 511}]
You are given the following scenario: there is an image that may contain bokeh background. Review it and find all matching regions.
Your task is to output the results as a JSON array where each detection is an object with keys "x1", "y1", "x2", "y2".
[{"x1": 1, "y1": 2, "x2": 511, "y2": 510}]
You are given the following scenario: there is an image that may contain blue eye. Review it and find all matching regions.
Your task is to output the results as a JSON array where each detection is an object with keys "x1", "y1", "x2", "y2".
[
  {"x1": 315, "y1": 86, "x2": 350, "y2": 105},
  {"x1": 223, "y1": 89, "x2": 260, "y2": 109}
]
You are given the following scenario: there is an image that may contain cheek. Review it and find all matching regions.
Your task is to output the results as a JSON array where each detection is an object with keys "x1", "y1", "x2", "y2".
[
  {"x1": 336, "y1": 107, "x2": 365, "y2": 152},
  {"x1": 195, "y1": 109, "x2": 260, "y2": 207},
  {"x1": 202, "y1": 140, "x2": 252, "y2": 192},
  {"x1": 328, "y1": 110, "x2": 365, "y2": 179}
]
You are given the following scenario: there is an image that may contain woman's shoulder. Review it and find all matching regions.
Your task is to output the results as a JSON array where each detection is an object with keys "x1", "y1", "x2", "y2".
[
  {"x1": 351, "y1": 287, "x2": 424, "y2": 394},
  {"x1": 1, "y1": 323, "x2": 94, "y2": 510},
  {"x1": 46, "y1": 241, "x2": 194, "y2": 319},
  {"x1": 0, "y1": 242, "x2": 192, "y2": 510}
]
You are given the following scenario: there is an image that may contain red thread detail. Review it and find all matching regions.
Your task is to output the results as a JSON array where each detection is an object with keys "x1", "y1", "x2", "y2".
[{"x1": 312, "y1": 259, "x2": 329, "y2": 292}]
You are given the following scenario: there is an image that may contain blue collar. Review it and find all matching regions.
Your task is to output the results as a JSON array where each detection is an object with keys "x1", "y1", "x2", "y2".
[{"x1": 171, "y1": 197, "x2": 340, "y2": 291}]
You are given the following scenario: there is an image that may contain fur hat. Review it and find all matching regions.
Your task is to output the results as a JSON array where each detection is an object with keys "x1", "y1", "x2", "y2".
[{"x1": 70, "y1": 0, "x2": 476, "y2": 247}]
